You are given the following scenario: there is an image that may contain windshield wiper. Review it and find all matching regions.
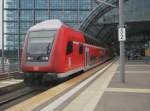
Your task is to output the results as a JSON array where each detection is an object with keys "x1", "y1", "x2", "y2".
[{"x1": 46, "y1": 43, "x2": 51, "y2": 55}]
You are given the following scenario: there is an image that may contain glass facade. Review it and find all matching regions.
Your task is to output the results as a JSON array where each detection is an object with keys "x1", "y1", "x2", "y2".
[
  {"x1": 3, "y1": 0, "x2": 96, "y2": 59},
  {"x1": 3, "y1": 0, "x2": 150, "y2": 60},
  {"x1": 98, "y1": 0, "x2": 150, "y2": 24}
]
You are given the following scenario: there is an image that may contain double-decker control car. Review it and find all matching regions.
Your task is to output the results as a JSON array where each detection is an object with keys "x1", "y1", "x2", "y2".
[{"x1": 21, "y1": 19, "x2": 112, "y2": 83}]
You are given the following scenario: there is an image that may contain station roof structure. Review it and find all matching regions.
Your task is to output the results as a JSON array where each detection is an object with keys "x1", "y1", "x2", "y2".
[
  {"x1": 79, "y1": 0, "x2": 150, "y2": 48},
  {"x1": 79, "y1": 0, "x2": 118, "y2": 47}
]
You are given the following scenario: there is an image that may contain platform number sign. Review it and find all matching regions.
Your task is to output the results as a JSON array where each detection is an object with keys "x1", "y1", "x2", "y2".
[{"x1": 118, "y1": 28, "x2": 126, "y2": 41}]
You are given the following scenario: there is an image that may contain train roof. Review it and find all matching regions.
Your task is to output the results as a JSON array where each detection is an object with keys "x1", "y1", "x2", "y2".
[{"x1": 29, "y1": 19, "x2": 63, "y2": 31}]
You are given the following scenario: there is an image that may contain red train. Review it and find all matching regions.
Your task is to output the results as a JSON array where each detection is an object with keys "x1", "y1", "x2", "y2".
[{"x1": 21, "y1": 19, "x2": 112, "y2": 83}]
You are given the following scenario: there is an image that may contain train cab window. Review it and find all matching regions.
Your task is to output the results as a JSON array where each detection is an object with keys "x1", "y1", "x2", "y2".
[
  {"x1": 79, "y1": 44, "x2": 83, "y2": 54},
  {"x1": 66, "y1": 41, "x2": 73, "y2": 55}
]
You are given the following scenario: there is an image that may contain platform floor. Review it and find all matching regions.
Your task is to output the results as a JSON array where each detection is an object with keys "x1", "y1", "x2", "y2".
[
  {"x1": 0, "y1": 79, "x2": 24, "y2": 96},
  {"x1": 100, "y1": 60, "x2": 150, "y2": 111},
  {"x1": 45, "y1": 60, "x2": 150, "y2": 111},
  {"x1": 0, "y1": 79, "x2": 23, "y2": 88},
  {"x1": 7, "y1": 60, "x2": 150, "y2": 111},
  {"x1": 30, "y1": 60, "x2": 118, "y2": 111}
]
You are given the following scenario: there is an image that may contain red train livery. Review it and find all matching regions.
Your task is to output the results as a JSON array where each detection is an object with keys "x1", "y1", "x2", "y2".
[{"x1": 21, "y1": 20, "x2": 111, "y2": 82}]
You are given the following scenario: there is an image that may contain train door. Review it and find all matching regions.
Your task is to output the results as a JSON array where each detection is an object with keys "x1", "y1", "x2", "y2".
[{"x1": 85, "y1": 47, "x2": 89, "y2": 68}]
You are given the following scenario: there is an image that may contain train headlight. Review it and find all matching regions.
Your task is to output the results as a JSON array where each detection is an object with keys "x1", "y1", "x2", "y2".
[
  {"x1": 45, "y1": 57, "x2": 49, "y2": 60},
  {"x1": 27, "y1": 57, "x2": 33, "y2": 60},
  {"x1": 42, "y1": 57, "x2": 49, "y2": 61}
]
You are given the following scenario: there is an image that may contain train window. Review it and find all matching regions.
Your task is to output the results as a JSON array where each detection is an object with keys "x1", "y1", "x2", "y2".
[
  {"x1": 66, "y1": 41, "x2": 73, "y2": 55},
  {"x1": 79, "y1": 44, "x2": 83, "y2": 54}
]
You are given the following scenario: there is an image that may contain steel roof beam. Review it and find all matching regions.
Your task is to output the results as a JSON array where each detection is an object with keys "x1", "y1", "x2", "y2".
[{"x1": 96, "y1": 0, "x2": 117, "y2": 8}]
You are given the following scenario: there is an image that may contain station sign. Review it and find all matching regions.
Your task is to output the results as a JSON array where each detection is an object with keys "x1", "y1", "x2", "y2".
[{"x1": 118, "y1": 28, "x2": 126, "y2": 41}]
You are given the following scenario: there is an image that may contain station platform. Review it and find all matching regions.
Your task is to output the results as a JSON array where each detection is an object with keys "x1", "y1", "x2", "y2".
[
  {"x1": 0, "y1": 79, "x2": 24, "y2": 95},
  {"x1": 7, "y1": 60, "x2": 150, "y2": 111},
  {"x1": 0, "y1": 79, "x2": 23, "y2": 88}
]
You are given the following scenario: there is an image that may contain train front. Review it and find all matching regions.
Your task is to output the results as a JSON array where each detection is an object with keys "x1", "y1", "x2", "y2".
[{"x1": 21, "y1": 20, "x2": 62, "y2": 83}]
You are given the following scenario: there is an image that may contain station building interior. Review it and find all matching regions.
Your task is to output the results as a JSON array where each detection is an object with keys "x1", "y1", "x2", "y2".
[
  {"x1": 2, "y1": 0, "x2": 150, "y2": 66},
  {"x1": 79, "y1": 0, "x2": 150, "y2": 60}
]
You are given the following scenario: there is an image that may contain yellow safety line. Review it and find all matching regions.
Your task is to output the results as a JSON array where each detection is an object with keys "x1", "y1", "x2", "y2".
[
  {"x1": 62, "y1": 62, "x2": 118, "y2": 111},
  {"x1": 6, "y1": 61, "x2": 113, "y2": 111},
  {"x1": 126, "y1": 65, "x2": 150, "y2": 67},
  {"x1": 106, "y1": 88, "x2": 150, "y2": 93},
  {"x1": 116, "y1": 71, "x2": 150, "y2": 74}
]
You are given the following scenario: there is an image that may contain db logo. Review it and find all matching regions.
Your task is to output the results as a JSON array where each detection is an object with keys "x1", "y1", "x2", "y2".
[{"x1": 34, "y1": 66, "x2": 39, "y2": 71}]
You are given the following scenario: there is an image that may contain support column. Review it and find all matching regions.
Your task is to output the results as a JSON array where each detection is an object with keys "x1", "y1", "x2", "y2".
[
  {"x1": 2, "y1": 0, "x2": 4, "y2": 72},
  {"x1": 18, "y1": 0, "x2": 21, "y2": 65},
  {"x1": 119, "y1": 0, "x2": 126, "y2": 83}
]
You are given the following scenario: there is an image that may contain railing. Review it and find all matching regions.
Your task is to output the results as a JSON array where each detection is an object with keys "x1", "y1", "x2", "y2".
[{"x1": 0, "y1": 58, "x2": 20, "y2": 80}]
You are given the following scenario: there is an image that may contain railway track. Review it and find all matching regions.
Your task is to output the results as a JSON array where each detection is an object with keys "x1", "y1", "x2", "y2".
[
  {"x1": 0, "y1": 87, "x2": 35, "y2": 105},
  {"x1": 0, "y1": 77, "x2": 63, "y2": 110},
  {"x1": 0, "y1": 86, "x2": 48, "y2": 110}
]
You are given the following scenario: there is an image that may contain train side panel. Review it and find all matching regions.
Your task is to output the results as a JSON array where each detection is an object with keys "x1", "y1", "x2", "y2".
[
  {"x1": 55, "y1": 26, "x2": 85, "y2": 77},
  {"x1": 84, "y1": 44, "x2": 102, "y2": 68},
  {"x1": 66, "y1": 28, "x2": 84, "y2": 68}
]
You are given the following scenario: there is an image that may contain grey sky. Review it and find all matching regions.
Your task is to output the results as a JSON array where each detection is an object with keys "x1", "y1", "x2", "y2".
[{"x1": 0, "y1": 0, "x2": 2, "y2": 49}]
